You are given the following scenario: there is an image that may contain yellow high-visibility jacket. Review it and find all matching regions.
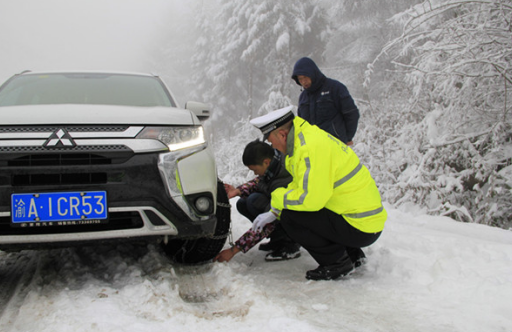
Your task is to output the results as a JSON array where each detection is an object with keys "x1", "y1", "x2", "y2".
[{"x1": 271, "y1": 117, "x2": 387, "y2": 233}]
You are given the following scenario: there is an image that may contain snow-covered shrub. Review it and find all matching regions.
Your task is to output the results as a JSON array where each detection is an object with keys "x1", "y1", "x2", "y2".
[{"x1": 361, "y1": 0, "x2": 512, "y2": 229}]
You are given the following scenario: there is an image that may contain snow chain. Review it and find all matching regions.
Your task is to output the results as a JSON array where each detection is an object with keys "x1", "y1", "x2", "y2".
[
  {"x1": 217, "y1": 202, "x2": 231, "y2": 209},
  {"x1": 216, "y1": 200, "x2": 234, "y2": 246}
]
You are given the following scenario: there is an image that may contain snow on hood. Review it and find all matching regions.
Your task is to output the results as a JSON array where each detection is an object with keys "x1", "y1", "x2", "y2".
[{"x1": 0, "y1": 104, "x2": 200, "y2": 126}]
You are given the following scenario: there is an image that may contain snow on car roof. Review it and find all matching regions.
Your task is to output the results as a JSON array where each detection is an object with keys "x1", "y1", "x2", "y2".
[{"x1": 16, "y1": 70, "x2": 160, "y2": 77}]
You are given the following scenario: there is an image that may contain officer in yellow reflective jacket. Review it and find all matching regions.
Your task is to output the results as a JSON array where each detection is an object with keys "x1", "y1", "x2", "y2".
[{"x1": 250, "y1": 105, "x2": 387, "y2": 280}]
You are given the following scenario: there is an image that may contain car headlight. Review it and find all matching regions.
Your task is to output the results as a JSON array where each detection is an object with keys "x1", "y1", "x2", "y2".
[{"x1": 137, "y1": 126, "x2": 206, "y2": 151}]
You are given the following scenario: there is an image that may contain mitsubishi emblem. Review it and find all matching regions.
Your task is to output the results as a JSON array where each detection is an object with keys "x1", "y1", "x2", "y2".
[{"x1": 44, "y1": 129, "x2": 76, "y2": 148}]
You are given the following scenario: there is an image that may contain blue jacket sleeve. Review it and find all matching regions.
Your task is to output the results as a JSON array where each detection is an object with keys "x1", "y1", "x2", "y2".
[{"x1": 334, "y1": 82, "x2": 359, "y2": 142}]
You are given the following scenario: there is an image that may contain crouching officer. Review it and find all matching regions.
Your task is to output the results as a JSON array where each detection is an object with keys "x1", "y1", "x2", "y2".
[{"x1": 215, "y1": 106, "x2": 386, "y2": 281}]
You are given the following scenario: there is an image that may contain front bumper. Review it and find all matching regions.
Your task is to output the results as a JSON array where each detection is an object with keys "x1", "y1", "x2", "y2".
[{"x1": 0, "y1": 144, "x2": 218, "y2": 249}]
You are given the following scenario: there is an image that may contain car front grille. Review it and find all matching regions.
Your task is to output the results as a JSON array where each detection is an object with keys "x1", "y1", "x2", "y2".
[
  {"x1": 12, "y1": 173, "x2": 108, "y2": 186},
  {"x1": 0, "y1": 145, "x2": 130, "y2": 154},
  {"x1": 0, "y1": 125, "x2": 130, "y2": 133},
  {"x1": 0, "y1": 145, "x2": 134, "y2": 168},
  {"x1": 8, "y1": 153, "x2": 111, "y2": 166}
]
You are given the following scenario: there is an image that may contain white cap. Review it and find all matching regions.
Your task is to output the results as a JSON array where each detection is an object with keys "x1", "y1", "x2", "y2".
[{"x1": 250, "y1": 105, "x2": 295, "y2": 140}]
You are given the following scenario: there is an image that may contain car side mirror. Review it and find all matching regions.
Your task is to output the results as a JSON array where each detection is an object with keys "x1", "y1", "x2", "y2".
[{"x1": 185, "y1": 101, "x2": 211, "y2": 121}]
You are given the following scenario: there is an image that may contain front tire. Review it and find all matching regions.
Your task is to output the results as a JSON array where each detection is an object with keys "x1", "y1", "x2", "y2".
[{"x1": 162, "y1": 180, "x2": 231, "y2": 264}]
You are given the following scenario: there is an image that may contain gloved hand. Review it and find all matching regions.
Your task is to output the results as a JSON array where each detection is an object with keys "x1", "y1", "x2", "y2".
[{"x1": 251, "y1": 211, "x2": 276, "y2": 231}]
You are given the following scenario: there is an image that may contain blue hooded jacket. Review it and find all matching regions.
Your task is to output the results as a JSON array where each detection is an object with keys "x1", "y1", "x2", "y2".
[{"x1": 292, "y1": 57, "x2": 359, "y2": 143}]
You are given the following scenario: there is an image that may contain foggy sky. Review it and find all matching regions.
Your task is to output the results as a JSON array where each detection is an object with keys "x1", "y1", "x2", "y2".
[{"x1": 0, "y1": 0, "x2": 190, "y2": 84}]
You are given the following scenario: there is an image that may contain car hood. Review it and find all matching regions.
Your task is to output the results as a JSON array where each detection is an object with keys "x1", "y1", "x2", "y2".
[{"x1": 0, "y1": 104, "x2": 200, "y2": 126}]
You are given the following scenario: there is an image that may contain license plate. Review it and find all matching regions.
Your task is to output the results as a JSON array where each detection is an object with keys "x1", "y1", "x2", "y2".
[{"x1": 11, "y1": 191, "x2": 107, "y2": 226}]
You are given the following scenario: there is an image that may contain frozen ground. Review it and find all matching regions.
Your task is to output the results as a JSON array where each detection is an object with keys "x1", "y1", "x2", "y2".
[{"x1": 0, "y1": 200, "x2": 511, "y2": 332}]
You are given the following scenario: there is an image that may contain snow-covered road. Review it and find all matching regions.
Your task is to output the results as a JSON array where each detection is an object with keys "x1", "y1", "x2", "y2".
[{"x1": 1, "y1": 202, "x2": 511, "y2": 332}]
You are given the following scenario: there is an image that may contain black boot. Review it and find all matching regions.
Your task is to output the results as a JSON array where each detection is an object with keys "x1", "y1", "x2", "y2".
[
  {"x1": 306, "y1": 252, "x2": 355, "y2": 281},
  {"x1": 259, "y1": 240, "x2": 284, "y2": 252},
  {"x1": 346, "y1": 247, "x2": 367, "y2": 268},
  {"x1": 265, "y1": 242, "x2": 301, "y2": 261}
]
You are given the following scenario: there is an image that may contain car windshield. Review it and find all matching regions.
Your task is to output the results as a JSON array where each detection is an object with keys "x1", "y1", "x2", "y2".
[{"x1": 0, "y1": 73, "x2": 176, "y2": 107}]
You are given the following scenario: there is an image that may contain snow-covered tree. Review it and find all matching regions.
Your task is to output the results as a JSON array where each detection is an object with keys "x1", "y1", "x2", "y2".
[
  {"x1": 324, "y1": 0, "x2": 419, "y2": 98},
  {"x1": 189, "y1": 0, "x2": 330, "y2": 139},
  {"x1": 363, "y1": 0, "x2": 512, "y2": 228}
]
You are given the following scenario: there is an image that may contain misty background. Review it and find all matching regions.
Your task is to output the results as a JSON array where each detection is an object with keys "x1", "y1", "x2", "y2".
[{"x1": 1, "y1": 0, "x2": 510, "y2": 229}]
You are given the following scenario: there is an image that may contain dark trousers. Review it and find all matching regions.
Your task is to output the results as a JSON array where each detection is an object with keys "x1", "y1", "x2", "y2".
[
  {"x1": 236, "y1": 193, "x2": 269, "y2": 221},
  {"x1": 280, "y1": 208, "x2": 381, "y2": 265},
  {"x1": 236, "y1": 193, "x2": 293, "y2": 244}
]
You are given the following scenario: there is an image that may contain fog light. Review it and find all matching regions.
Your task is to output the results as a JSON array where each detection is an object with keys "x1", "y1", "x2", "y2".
[{"x1": 195, "y1": 197, "x2": 212, "y2": 213}]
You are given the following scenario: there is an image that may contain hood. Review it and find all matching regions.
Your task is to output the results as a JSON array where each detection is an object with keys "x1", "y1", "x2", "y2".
[
  {"x1": 0, "y1": 104, "x2": 199, "y2": 126},
  {"x1": 291, "y1": 57, "x2": 326, "y2": 92}
]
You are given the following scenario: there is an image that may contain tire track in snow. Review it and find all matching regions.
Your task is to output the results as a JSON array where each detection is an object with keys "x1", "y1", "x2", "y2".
[{"x1": 0, "y1": 251, "x2": 39, "y2": 326}]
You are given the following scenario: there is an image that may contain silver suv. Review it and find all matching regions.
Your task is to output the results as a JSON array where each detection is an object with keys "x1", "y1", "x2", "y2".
[{"x1": 0, "y1": 71, "x2": 230, "y2": 263}]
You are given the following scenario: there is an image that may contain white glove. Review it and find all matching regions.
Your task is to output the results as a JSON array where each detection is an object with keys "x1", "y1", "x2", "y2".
[{"x1": 251, "y1": 211, "x2": 276, "y2": 231}]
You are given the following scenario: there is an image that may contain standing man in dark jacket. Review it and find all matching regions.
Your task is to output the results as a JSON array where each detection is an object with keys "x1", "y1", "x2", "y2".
[
  {"x1": 223, "y1": 140, "x2": 299, "y2": 261},
  {"x1": 292, "y1": 57, "x2": 360, "y2": 145}
]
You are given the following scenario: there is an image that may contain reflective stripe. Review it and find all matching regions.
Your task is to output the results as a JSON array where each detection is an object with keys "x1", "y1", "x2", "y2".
[
  {"x1": 284, "y1": 157, "x2": 310, "y2": 206},
  {"x1": 334, "y1": 163, "x2": 362, "y2": 188},
  {"x1": 345, "y1": 206, "x2": 384, "y2": 219},
  {"x1": 284, "y1": 132, "x2": 308, "y2": 207},
  {"x1": 271, "y1": 206, "x2": 281, "y2": 215},
  {"x1": 298, "y1": 132, "x2": 306, "y2": 146}
]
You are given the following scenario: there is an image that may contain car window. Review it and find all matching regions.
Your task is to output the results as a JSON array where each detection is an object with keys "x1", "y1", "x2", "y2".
[{"x1": 0, "y1": 73, "x2": 177, "y2": 107}]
